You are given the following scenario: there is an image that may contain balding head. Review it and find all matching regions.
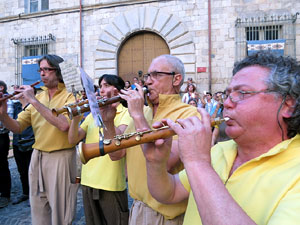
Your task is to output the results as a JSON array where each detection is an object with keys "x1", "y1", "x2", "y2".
[{"x1": 151, "y1": 55, "x2": 185, "y2": 86}]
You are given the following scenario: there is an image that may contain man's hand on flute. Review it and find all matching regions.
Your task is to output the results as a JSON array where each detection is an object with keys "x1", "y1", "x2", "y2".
[
  {"x1": 166, "y1": 108, "x2": 212, "y2": 165},
  {"x1": 13, "y1": 85, "x2": 36, "y2": 105},
  {"x1": 140, "y1": 120, "x2": 173, "y2": 166},
  {"x1": 119, "y1": 83, "x2": 145, "y2": 121}
]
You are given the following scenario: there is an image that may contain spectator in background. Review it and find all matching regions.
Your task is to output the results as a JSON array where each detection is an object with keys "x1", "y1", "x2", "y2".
[
  {"x1": 182, "y1": 83, "x2": 197, "y2": 104},
  {"x1": 195, "y1": 92, "x2": 206, "y2": 108},
  {"x1": 131, "y1": 77, "x2": 139, "y2": 90},
  {"x1": 11, "y1": 87, "x2": 36, "y2": 204},
  {"x1": 210, "y1": 93, "x2": 222, "y2": 119},
  {"x1": 0, "y1": 80, "x2": 13, "y2": 208},
  {"x1": 125, "y1": 81, "x2": 132, "y2": 90},
  {"x1": 204, "y1": 92, "x2": 218, "y2": 116},
  {"x1": 211, "y1": 92, "x2": 230, "y2": 145},
  {"x1": 186, "y1": 77, "x2": 194, "y2": 86},
  {"x1": 183, "y1": 77, "x2": 195, "y2": 94},
  {"x1": 138, "y1": 79, "x2": 146, "y2": 88},
  {"x1": 188, "y1": 98, "x2": 198, "y2": 107},
  {"x1": 206, "y1": 92, "x2": 227, "y2": 146}
]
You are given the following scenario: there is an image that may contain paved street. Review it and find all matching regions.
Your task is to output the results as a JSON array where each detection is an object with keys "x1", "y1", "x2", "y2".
[{"x1": 0, "y1": 156, "x2": 133, "y2": 224}]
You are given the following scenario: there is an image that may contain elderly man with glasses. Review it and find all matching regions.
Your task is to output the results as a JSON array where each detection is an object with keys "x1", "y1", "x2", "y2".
[
  {"x1": 141, "y1": 51, "x2": 300, "y2": 225},
  {"x1": 110, "y1": 54, "x2": 200, "y2": 225},
  {"x1": 0, "y1": 55, "x2": 78, "y2": 225}
]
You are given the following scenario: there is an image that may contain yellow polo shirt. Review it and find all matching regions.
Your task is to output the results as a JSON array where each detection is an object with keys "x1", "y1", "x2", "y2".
[
  {"x1": 180, "y1": 135, "x2": 300, "y2": 225},
  {"x1": 17, "y1": 83, "x2": 75, "y2": 152},
  {"x1": 80, "y1": 104, "x2": 132, "y2": 191},
  {"x1": 126, "y1": 94, "x2": 201, "y2": 219}
]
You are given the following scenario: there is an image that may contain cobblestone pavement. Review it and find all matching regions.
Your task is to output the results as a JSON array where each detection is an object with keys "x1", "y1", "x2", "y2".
[{"x1": 0, "y1": 157, "x2": 133, "y2": 225}]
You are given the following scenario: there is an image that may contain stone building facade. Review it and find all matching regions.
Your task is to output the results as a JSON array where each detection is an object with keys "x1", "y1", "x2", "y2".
[{"x1": 0, "y1": 0, "x2": 299, "y2": 93}]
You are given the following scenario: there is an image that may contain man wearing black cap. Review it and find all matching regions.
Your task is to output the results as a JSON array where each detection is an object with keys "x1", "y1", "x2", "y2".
[{"x1": 0, "y1": 55, "x2": 78, "y2": 225}]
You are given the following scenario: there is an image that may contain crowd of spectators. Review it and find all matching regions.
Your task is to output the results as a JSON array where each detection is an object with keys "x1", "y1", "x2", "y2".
[{"x1": 181, "y1": 79, "x2": 230, "y2": 145}]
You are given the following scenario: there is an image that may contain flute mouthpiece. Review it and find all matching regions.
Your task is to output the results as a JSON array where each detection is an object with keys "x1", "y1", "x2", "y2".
[{"x1": 134, "y1": 87, "x2": 149, "y2": 94}]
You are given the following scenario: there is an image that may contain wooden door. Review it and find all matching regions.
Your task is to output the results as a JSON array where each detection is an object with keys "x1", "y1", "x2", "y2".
[{"x1": 118, "y1": 32, "x2": 170, "y2": 83}]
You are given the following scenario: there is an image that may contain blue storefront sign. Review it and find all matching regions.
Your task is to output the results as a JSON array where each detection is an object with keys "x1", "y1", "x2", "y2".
[{"x1": 22, "y1": 56, "x2": 44, "y2": 88}]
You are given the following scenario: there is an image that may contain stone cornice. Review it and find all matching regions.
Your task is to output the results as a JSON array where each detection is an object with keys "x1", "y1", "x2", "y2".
[{"x1": 0, "y1": 0, "x2": 160, "y2": 23}]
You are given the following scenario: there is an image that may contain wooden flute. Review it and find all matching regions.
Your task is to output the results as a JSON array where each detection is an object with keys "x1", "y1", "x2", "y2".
[
  {"x1": 0, "y1": 80, "x2": 41, "y2": 103},
  {"x1": 78, "y1": 117, "x2": 229, "y2": 164}
]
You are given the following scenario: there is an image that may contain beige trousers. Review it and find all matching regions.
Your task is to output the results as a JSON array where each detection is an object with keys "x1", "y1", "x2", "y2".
[
  {"x1": 129, "y1": 200, "x2": 185, "y2": 225},
  {"x1": 29, "y1": 148, "x2": 79, "y2": 225}
]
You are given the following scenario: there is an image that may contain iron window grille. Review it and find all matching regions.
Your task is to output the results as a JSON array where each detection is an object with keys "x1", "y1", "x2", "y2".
[
  {"x1": 235, "y1": 13, "x2": 299, "y2": 61},
  {"x1": 11, "y1": 34, "x2": 55, "y2": 85}
]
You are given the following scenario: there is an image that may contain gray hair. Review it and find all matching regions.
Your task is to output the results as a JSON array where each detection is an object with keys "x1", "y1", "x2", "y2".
[
  {"x1": 154, "y1": 54, "x2": 185, "y2": 86},
  {"x1": 233, "y1": 51, "x2": 300, "y2": 138}
]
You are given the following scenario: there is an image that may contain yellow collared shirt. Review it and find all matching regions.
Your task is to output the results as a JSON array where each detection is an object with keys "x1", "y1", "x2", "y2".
[
  {"x1": 80, "y1": 104, "x2": 132, "y2": 191},
  {"x1": 180, "y1": 135, "x2": 300, "y2": 225},
  {"x1": 126, "y1": 94, "x2": 201, "y2": 219}
]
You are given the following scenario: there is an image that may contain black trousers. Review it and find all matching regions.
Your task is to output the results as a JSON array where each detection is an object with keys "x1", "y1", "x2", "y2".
[
  {"x1": 13, "y1": 145, "x2": 33, "y2": 195},
  {"x1": 0, "y1": 133, "x2": 11, "y2": 198},
  {"x1": 82, "y1": 185, "x2": 129, "y2": 225}
]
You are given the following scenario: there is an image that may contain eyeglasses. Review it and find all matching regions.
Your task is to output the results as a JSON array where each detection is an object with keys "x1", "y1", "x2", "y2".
[
  {"x1": 225, "y1": 89, "x2": 275, "y2": 103},
  {"x1": 37, "y1": 67, "x2": 57, "y2": 73},
  {"x1": 143, "y1": 71, "x2": 175, "y2": 81}
]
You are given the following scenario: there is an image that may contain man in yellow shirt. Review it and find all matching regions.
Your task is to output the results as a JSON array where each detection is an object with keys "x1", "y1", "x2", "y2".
[
  {"x1": 118, "y1": 54, "x2": 201, "y2": 225},
  {"x1": 68, "y1": 74, "x2": 131, "y2": 225},
  {"x1": 0, "y1": 55, "x2": 78, "y2": 225},
  {"x1": 142, "y1": 51, "x2": 300, "y2": 225}
]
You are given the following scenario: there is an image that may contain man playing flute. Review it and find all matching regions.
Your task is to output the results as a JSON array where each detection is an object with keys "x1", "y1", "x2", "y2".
[
  {"x1": 116, "y1": 54, "x2": 201, "y2": 225},
  {"x1": 141, "y1": 51, "x2": 300, "y2": 225},
  {"x1": 0, "y1": 55, "x2": 78, "y2": 225}
]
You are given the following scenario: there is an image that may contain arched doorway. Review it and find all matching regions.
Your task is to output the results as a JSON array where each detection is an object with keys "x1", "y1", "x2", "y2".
[{"x1": 118, "y1": 32, "x2": 170, "y2": 83}]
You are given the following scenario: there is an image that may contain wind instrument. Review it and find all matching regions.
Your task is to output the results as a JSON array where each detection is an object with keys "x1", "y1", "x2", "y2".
[
  {"x1": 52, "y1": 87, "x2": 148, "y2": 119},
  {"x1": 78, "y1": 117, "x2": 229, "y2": 164},
  {"x1": 0, "y1": 80, "x2": 41, "y2": 103}
]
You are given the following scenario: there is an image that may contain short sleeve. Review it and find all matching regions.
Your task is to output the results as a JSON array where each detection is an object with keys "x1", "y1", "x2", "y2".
[
  {"x1": 61, "y1": 93, "x2": 76, "y2": 122},
  {"x1": 16, "y1": 105, "x2": 32, "y2": 132},
  {"x1": 80, "y1": 113, "x2": 93, "y2": 132}
]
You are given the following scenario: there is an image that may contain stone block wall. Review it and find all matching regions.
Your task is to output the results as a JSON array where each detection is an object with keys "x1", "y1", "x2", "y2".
[{"x1": 0, "y1": 0, "x2": 299, "y2": 94}]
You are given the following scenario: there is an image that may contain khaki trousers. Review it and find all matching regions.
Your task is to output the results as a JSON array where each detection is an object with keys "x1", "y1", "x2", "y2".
[
  {"x1": 129, "y1": 200, "x2": 184, "y2": 225},
  {"x1": 29, "y1": 148, "x2": 79, "y2": 225}
]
